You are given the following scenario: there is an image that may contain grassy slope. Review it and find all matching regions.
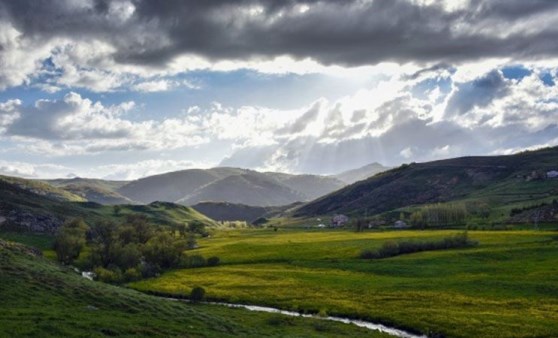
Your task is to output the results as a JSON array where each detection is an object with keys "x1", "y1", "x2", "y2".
[
  {"x1": 47, "y1": 178, "x2": 129, "y2": 192},
  {"x1": 131, "y1": 228, "x2": 558, "y2": 338},
  {"x1": 1, "y1": 175, "x2": 220, "y2": 229},
  {"x1": 294, "y1": 147, "x2": 558, "y2": 218},
  {"x1": 0, "y1": 175, "x2": 86, "y2": 202},
  {"x1": 0, "y1": 239, "x2": 388, "y2": 338}
]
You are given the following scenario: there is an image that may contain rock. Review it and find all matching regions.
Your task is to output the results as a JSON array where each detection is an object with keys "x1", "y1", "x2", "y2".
[{"x1": 5, "y1": 209, "x2": 63, "y2": 234}]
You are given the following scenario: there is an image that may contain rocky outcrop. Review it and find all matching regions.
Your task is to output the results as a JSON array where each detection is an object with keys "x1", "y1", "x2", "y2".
[{"x1": 2, "y1": 209, "x2": 63, "y2": 234}]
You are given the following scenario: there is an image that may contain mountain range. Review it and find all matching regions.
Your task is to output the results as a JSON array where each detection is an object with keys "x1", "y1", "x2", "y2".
[{"x1": 44, "y1": 163, "x2": 390, "y2": 207}]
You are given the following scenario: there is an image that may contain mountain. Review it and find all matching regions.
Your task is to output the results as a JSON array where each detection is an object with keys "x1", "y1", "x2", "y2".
[
  {"x1": 266, "y1": 173, "x2": 345, "y2": 200},
  {"x1": 117, "y1": 167, "x2": 345, "y2": 206},
  {"x1": 178, "y1": 172, "x2": 305, "y2": 207},
  {"x1": 47, "y1": 178, "x2": 132, "y2": 205},
  {"x1": 117, "y1": 168, "x2": 246, "y2": 204},
  {"x1": 295, "y1": 147, "x2": 558, "y2": 218},
  {"x1": 333, "y1": 162, "x2": 391, "y2": 184}
]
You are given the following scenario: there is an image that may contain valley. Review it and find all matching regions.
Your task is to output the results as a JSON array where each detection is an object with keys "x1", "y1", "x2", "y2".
[{"x1": 1, "y1": 147, "x2": 558, "y2": 337}]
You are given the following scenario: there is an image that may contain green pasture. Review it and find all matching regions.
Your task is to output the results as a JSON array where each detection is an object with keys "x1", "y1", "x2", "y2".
[{"x1": 131, "y1": 228, "x2": 558, "y2": 338}]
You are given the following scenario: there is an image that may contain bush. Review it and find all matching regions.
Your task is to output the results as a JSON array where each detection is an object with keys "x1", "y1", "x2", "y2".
[
  {"x1": 123, "y1": 267, "x2": 141, "y2": 282},
  {"x1": 360, "y1": 232, "x2": 477, "y2": 259},
  {"x1": 207, "y1": 256, "x2": 220, "y2": 266},
  {"x1": 190, "y1": 286, "x2": 205, "y2": 303},
  {"x1": 139, "y1": 262, "x2": 161, "y2": 278},
  {"x1": 180, "y1": 255, "x2": 206, "y2": 268},
  {"x1": 94, "y1": 267, "x2": 123, "y2": 283}
]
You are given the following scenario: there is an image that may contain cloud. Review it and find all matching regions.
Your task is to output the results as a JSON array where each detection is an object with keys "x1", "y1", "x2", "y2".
[
  {"x1": 1, "y1": 62, "x2": 557, "y2": 177},
  {"x1": 2, "y1": 0, "x2": 558, "y2": 91},
  {"x1": 445, "y1": 70, "x2": 510, "y2": 116}
]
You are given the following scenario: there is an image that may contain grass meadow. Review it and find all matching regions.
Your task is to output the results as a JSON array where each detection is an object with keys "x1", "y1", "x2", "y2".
[{"x1": 130, "y1": 228, "x2": 558, "y2": 337}]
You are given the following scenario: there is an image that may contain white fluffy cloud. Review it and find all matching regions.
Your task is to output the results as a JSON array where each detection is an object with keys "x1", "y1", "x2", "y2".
[{"x1": 1, "y1": 62, "x2": 557, "y2": 178}]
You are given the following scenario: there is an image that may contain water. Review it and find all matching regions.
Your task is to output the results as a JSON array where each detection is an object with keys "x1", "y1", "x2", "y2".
[{"x1": 204, "y1": 301, "x2": 426, "y2": 338}]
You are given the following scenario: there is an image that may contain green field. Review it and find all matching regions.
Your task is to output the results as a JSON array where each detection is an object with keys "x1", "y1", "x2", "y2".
[
  {"x1": 0, "y1": 239, "x2": 389, "y2": 337},
  {"x1": 131, "y1": 228, "x2": 558, "y2": 338}
]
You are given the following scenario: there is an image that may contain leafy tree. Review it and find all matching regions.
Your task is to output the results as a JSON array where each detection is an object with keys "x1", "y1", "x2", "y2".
[
  {"x1": 53, "y1": 218, "x2": 89, "y2": 265},
  {"x1": 126, "y1": 214, "x2": 152, "y2": 244},
  {"x1": 190, "y1": 286, "x2": 206, "y2": 303},
  {"x1": 187, "y1": 233, "x2": 198, "y2": 250},
  {"x1": 143, "y1": 232, "x2": 186, "y2": 268},
  {"x1": 188, "y1": 221, "x2": 207, "y2": 236},
  {"x1": 89, "y1": 221, "x2": 119, "y2": 267}
]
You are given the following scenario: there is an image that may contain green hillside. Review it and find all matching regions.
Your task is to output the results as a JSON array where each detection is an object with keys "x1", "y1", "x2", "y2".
[
  {"x1": 47, "y1": 178, "x2": 132, "y2": 205},
  {"x1": 295, "y1": 147, "x2": 558, "y2": 219},
  {"x1": 0, "y1": 177, "x2": 218, "y2": 233},
  {"x1": 0, "y1": 175, "x2": 86, "y2": 203},
  {"x1": 0, "y1": 239, "x2": 382, "y2": 337}
]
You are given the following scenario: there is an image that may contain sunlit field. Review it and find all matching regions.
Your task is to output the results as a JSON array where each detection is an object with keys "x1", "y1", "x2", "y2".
[{"x1": 131, "y1": 228, "x2": 558, "y2": 338}]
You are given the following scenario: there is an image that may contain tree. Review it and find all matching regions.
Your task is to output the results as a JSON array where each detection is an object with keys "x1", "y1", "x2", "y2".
[
  {"x1": 143, "y1": 232, "x2": 186, "y2": 268},
  {"x1": 187, "y1": 233, "x2": 198, "y2": 250},
  {"x1": 113, "y1": 205, "x2": 122, "y2": 216},
  {"x1": 89, "y1": 221, "x2": 118, "y2": 267},
  {"x1": 190, "y1": 286, "x2": 206, "y2": 303},
  {"x1": 53, "y1": 218, "x2": 89, "y2": 265},
  {"x1": 188, "y1": 221, "x2": 207, "y2": 236}
]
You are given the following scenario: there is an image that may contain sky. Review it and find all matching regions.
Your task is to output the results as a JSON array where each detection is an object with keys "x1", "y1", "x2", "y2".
[{"x1": 0, "y1": 0, "x2": 557, "y2": 180}]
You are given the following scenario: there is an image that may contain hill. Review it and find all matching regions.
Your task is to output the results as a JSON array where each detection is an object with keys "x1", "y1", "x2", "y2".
[
  {"x1": 0, "y1": 239, "x2": 377, "y2": 337},
  {"x1": 178, "y1": 173, "x2": 305, "y2": 207},
  {"x1": 0, "y1": 176, "x2": 218, "y2": 233},
  {"x1": 117, "y1": 167, "x2": 344, "y2": 206},
  {"x1": 0, "y1": 175, "x2": 86, "y2": 203},
  {"x1": 47, "y1": 178, "x2": 132, "y2": 205},
  {"x1": 333, "y1": 162, "x2": 391, "y2": 184},
  {"x1": 295, "y1": 147, "x2": 558, "y2": 218}
]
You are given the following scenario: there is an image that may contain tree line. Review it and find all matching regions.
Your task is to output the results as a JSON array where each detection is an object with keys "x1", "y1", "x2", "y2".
[{"x1": 54, "y1": 215, "x2": 219, "y2": 283}]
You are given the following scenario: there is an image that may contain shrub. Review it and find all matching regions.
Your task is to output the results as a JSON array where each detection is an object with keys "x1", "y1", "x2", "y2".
[
  {"x1": 139, "y1": 262, "x2": 161, "y2": 278},
  {"x1": 181, "y1": 255, "x2": 206, "y2": 268},
  {"x1": 190, "y1": 286, "x2": 205, "y2": 303},
  {"x1": 123, "y1": 267, "x2": 141, "y2": 282},
  {"x1": 94, "y1": 267, "x2": 123, "y2": 283},
  {"x1": 207, "y1": 256, "x2": 220, "y2": 266},
  {"x1": 360, "y1": 232, "x2": 477, "y2": 259}
]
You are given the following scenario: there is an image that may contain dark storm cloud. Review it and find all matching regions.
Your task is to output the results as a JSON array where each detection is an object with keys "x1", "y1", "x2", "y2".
[{"x1": 1, "y1": 0, "x2": 558, "y2": 68}]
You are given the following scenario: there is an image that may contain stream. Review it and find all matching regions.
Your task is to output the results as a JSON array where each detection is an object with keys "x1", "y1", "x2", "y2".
[{"x1": 191, "y1": 299, "x2": 426, "y2": 338}]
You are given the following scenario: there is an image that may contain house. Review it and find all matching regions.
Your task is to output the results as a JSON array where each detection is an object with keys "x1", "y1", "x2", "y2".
[
  {"x1": 547, "y1": 170, "x2": 558, "y2": 178},
  {"x1": 393, "y1": 220, "x2": 409, "y2": 229},
  {"x1": 317, "y1": 223, "x2": 326, "y2": 228},
  {"x1": 331, "y1": 214, "x2": 349, "y2": 227}
]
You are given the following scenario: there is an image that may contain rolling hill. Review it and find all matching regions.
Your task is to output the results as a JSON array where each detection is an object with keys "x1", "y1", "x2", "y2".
[
  {"x1": 295, "y1": 146, "x2": 558, "y2": 218},
  {"x1": 47, "y1": 178, "x2": 132, "y2": 205},
  {"x1": 0, "y1": 176, "x2": 218, "y2": 234}
]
